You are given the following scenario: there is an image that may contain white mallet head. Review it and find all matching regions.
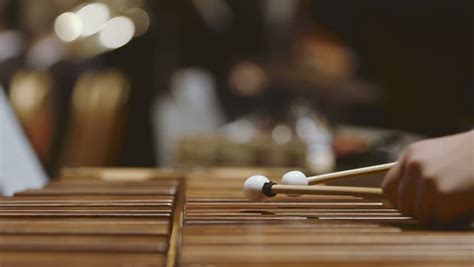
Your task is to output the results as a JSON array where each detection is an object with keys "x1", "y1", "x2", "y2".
[
  {"x1": 243, "y1": 175, "x2": 270, "y2": 202},
  {"x1": 281, "y1": 170, "x2": 307, "y2": 197},
  {"x1": 281, "y1": 170, "x2": 308, "y2": 185}
]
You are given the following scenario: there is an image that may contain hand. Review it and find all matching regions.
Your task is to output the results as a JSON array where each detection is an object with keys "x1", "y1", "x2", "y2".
[{"x1": 382, "y1": 131, "x2": 474, "y2": 226}]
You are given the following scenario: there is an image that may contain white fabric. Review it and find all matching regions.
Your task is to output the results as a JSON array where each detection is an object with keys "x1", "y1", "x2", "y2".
[
  {"x1": 0, "y1": 86, "x2": 47, "y2": 196},
  {"x1": 153, "y1": 68, "x2": 224, "y2": 166}
]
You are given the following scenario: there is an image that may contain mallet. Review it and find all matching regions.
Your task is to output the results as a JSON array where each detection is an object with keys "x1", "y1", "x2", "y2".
[
  {"x1": 243, "y1": 175, "x2": 383, "y2": 202},
  {"x1": 280, "y1": 162, "x2": 397, "y2": 186}
]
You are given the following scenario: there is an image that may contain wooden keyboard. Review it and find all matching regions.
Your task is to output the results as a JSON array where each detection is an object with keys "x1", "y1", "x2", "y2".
[{"x1": 1, "y1": 168, "x2": 473, "y2": 266}]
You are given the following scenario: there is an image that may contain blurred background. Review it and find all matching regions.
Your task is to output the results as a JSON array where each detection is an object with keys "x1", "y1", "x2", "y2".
[{"x1": 1, "y1": 0, "x2": 473, "y2": 178}]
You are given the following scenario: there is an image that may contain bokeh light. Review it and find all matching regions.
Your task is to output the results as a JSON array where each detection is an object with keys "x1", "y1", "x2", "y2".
[
  {"x1": 77, "y1": 3, "x2": 111, "y2": 37},
  {"x1": 54, "y1": 12, "x2": 82, "y2": 42},
  {"x1": 124, "y1": 8, "x2": 150, "y2": 37},
  {"x1": 272, "y1": 124, "x2": 292, "y2": 145},
  {"x1": 98, "y1": 16, "x2": 135, "y2": 49}
]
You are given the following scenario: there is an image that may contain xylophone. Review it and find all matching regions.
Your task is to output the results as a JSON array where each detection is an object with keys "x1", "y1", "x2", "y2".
[{"x1": 1, "y1": 167, "x2": 473, "y2": 266}]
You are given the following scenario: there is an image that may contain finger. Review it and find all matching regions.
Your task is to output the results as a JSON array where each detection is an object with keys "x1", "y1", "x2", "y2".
[
  {"x1": 381, "y1": 160, "x2": 405, "y2": 208},
  {"x1": 396, "y1": 163, "x2": 420, "y2": 217},
  {"x1": 415, "y1": 178, "x2": 435, "y2": 224},
  {"x1": 433, "y1": 192, "x2": 473, "y2": 226}
]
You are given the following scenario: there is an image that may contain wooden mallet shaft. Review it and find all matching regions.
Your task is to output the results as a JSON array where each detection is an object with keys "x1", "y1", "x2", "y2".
[
  {"x1": 306, "y1": 162, "x2": 397, "y2": 185},
  {"x1": 267, "y1": 184, "x2": 383, "y2": 198}
]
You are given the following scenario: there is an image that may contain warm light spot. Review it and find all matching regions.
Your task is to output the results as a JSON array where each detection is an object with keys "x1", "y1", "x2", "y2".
[
  {"x1": 77, "y1": 3, "x2": 111, "y2": 37},
  {"x1": 98, "y1": 16, "x2": 135, "y2": 49},
  {"x1": 229, "y1": 61, "x2": 267, "y2": 97},
  {"x1": 54, "y1": 12, "x2": 82, "y2": 42}
]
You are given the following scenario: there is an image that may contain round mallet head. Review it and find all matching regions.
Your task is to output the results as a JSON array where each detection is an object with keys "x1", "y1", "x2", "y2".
[
  {"x1": 243, "y1": 175, "x2": 270, "y2": 202},
  {"x1": 281, "y1": 170, "x2": 308, "y2": 197}
]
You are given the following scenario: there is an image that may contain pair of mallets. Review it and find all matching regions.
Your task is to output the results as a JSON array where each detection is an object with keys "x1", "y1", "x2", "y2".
[{"x1": 243, "y1": 162, "x2": 396, "y2": 201}]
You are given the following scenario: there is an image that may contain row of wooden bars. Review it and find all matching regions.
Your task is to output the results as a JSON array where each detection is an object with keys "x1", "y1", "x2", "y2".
[{"x1": 1, "y1": 167, "x2": 473, "y2": 266}]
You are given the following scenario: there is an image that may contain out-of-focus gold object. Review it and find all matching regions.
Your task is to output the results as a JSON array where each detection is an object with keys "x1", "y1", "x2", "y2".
[
  {"x1": 9, "y1": 70, "x2": 55, "y2": 163},
  {"x1": 176, "y1": 133, "x2": 307, "y2": 169},
  {"x1": 61, "y1": 69, "x2": 129, "y2": 167}
]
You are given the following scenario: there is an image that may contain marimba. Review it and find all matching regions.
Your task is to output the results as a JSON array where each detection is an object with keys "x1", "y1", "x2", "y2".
[{"x1": 1, "y1": 168, "x2": 473, "y2": 266}]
